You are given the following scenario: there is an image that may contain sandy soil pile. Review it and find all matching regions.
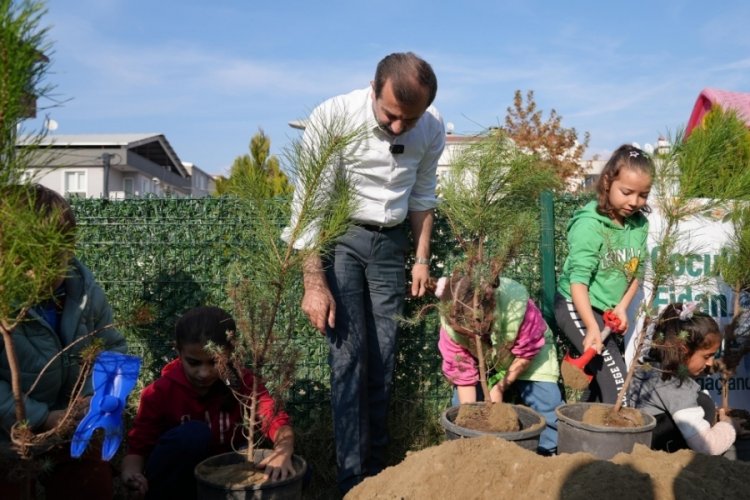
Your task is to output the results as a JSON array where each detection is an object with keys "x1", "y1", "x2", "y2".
[{"x1": 347, "y1": 435, "x2": 750, "y2": 500}]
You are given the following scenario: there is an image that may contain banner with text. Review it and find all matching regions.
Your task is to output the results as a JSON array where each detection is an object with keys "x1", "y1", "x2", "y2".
[{"x1": 623, "y1": 202, "x2": 750, "y2": 410}]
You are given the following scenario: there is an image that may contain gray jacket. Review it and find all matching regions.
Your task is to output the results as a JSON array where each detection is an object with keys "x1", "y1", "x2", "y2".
[{"x1": 0, "y1": 258, "x2": 127, "y2": 444}]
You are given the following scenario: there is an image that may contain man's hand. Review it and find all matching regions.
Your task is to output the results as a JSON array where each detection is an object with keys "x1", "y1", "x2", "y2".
[
  {"x1": 302, "y1": 255, "x2": 335, "y2": 334},
  {"x1": 409, "y1": 209, "x2": 433, "y2": 297},
  {"x1": 302, "y1": 276, "x2": 335, "y2": 334},
  {"x1": 411, "y1": 264, "x2": 430, "y2": 297}
]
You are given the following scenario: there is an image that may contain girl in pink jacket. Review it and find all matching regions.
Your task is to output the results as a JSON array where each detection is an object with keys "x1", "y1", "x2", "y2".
[{"x1": 436, "y1": 273, "x2": 563, "y2": 455}]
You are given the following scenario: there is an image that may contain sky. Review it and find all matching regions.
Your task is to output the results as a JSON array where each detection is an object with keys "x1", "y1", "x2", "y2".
[{"x1": 24, "y1": 0, "x2": 750, "y2": 176}]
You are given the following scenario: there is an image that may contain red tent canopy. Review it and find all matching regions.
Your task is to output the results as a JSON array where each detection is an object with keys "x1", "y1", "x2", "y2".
[{"x1": 686, "y1": 87, "x2": 750, "y2": 137}]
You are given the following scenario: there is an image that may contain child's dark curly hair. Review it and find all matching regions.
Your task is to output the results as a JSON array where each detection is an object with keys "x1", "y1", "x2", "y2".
[
  {"x1": 175, "y1": 306, "x2": 236, "y2": 350},
  {"x1": 649, "y1": 303, "x2": 721, "y2": 381},
  {"x1": 175, "y1": 306, "x2": 239, "y2": 410}
]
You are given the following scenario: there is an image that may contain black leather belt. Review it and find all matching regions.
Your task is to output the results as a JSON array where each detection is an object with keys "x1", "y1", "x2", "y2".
[{"x1": 354, "y1": 223, "x2": 400, "y2": 232}]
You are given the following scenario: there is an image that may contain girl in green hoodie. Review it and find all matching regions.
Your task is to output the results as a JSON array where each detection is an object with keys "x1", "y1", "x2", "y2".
[{"x1": 555, "y1": 144, "x2": 654, "y2": 404}]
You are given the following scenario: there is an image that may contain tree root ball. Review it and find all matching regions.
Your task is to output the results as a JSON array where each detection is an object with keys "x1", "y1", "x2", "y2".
[{"x1": 454, "y1": 402, "x2": 520, "y2": 433}]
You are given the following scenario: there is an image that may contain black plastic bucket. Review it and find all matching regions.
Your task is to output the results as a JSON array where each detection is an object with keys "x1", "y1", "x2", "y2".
[
  {"x1": 556, "y1": 402, "x2": 656, "y2": 460},
  {"x1": 440, "y1": 403, "x2": 546, "y2": 451},
  {"x1": 195, "y1": 450, "x2": 307, "y2": 500}
]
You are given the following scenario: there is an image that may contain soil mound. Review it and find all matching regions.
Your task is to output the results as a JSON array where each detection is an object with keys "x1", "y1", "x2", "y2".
[{"x1": 347, "y1": 435, "x2": 750, "y2": 499}]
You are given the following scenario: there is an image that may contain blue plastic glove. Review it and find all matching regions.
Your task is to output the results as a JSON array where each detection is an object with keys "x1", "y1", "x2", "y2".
[{"x1": 70, "y1": 351, "x2": 141, "y2": 461}]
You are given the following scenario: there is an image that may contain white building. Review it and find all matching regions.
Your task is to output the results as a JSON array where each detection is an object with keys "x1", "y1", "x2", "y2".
[
  {"x1": 436, "y1": 130, "x2": 479, "y2": 184},
  {"x1": 182, "y1": 162, "x2": 216, "y2": 198},
  {"x1": 18, "y1": 133, "x2": 214, "y2": 198}
]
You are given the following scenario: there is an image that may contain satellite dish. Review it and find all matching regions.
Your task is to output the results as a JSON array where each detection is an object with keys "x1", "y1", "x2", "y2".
[
  {"x1": 45, "y1": 118, "x2": 59, "y2": 132},
  {"x1": 643, "y1": 143, "x2": 654, "y2": 155},
  {"x1": 446, "y1": 122, "x2": 455, "y2": 134}
]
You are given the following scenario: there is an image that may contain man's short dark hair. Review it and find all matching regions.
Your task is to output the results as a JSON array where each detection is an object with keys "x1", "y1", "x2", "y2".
[{"x1": 373, "y1": 52, "x2": 437, "y2": 107}]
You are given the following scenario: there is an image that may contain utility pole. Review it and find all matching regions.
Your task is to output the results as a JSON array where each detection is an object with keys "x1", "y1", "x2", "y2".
[{"x1": 101, "y1": 152, "x2": 111, "y2": 199}]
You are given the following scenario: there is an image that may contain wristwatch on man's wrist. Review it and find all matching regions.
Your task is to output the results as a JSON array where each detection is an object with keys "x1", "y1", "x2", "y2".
[{"x1": 414, "y1": 257, "x2": 430, "y2": 266}]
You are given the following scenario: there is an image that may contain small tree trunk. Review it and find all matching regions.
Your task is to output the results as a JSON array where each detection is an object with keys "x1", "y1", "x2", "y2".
[
  {"x1": 473, "y1": 335, "x2": 491, "y2": 402},
  {"x1": 471, "y1": 283, "x2": 491, "y2": 403},
  {"x1": 612, "y1": 316, "x2": 653, "y2": 414},
  {"x1": 0, "y1": 323, "x2": 26, "y2": 424},
  {"x1": 247, "y1": 375, "x2": 259, "y2": 463}
]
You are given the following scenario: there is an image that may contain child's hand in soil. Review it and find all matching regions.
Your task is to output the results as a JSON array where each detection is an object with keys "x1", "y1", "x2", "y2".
[
  {"x1": 42, "y1": 409, "x2": 66, "y2": 431},
  {"x1": 489, "y1": 383, "x2": 503, "y2": 403},
  {"x1": 121, "y1": 455, "x2": 148, "y2": 497},
  {"x1": 41, "y1": 396, "x2": 92, "y2": 430},
  {"x1": 121, "y1": 470, "x2": 148, "y2": 497},
  {"x1": 258, "y1": 449, "x2": 294, "y2": 482},
  {"x1": 728, "y1": 409, "x2": 750, "y2": 436},
  {"x1": 718, "y1": 408, "x2": 744, "y2": 434}
]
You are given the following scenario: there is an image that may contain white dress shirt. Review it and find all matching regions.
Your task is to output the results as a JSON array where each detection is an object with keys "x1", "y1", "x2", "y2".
[{"x1": 284, "y1": 86, "x2": 445, "y2": 249}]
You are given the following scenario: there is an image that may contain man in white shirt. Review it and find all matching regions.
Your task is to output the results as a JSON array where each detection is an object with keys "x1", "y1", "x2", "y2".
[{"x1": 295, "y1": 52, "x2": 445, "y2": 493}]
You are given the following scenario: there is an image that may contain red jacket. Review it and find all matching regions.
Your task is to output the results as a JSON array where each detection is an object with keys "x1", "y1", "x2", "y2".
[{"x1": 126, "y1": 358, "x2": 290, "y2": 457}]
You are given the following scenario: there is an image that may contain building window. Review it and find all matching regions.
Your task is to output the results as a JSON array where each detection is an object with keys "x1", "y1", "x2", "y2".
[
  {"x1": 64, "y1": 170, "x2": 86, "y2": 196},
  {"x1": 123, "y1": 177, "x2": 134, "y2": 198}
]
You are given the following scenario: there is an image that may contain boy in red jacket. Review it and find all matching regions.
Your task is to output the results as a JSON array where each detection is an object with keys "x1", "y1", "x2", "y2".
[{"x1": 121, "y1": 306, "x2": 295, "y2": 499}]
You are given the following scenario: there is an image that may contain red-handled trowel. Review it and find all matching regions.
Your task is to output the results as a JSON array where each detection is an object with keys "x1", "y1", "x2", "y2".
[{"x1": 561, "y1": 310, "x2": 624, "y2": 390}]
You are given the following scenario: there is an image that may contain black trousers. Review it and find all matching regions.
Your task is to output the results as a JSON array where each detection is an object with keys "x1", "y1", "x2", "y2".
[
  {"x1": 324, "y1": 224, "x2": 409, "y2": 493},
  {"x1": 554, "y1": 293, "x2": 627, "y2": 404}
]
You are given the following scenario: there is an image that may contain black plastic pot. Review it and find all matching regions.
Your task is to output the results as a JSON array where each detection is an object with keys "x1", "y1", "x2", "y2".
[
  {"x1": 440, "y1": 403, "x2": 546, "y2": 451},
  {"x1": 195, "y1": 450, "x2": 307, "y2": 500},
  {"x1": 556, "y1": 402, "x2": 656, "y2": 460}
]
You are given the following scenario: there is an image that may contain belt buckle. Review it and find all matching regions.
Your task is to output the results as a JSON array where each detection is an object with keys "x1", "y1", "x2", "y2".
[{"x1": 357, "y1": 223, "x2": 387, "y2": 232}]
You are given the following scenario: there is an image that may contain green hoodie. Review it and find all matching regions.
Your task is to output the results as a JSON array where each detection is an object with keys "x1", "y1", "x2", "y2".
[{"x1": 557, "y1": 200, "x2": 649, "y2": 311}]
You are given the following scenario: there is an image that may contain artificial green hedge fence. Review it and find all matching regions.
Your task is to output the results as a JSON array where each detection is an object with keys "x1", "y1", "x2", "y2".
[{"x1": 69, "y1": 193, "x2": 590, "y2": 463}]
